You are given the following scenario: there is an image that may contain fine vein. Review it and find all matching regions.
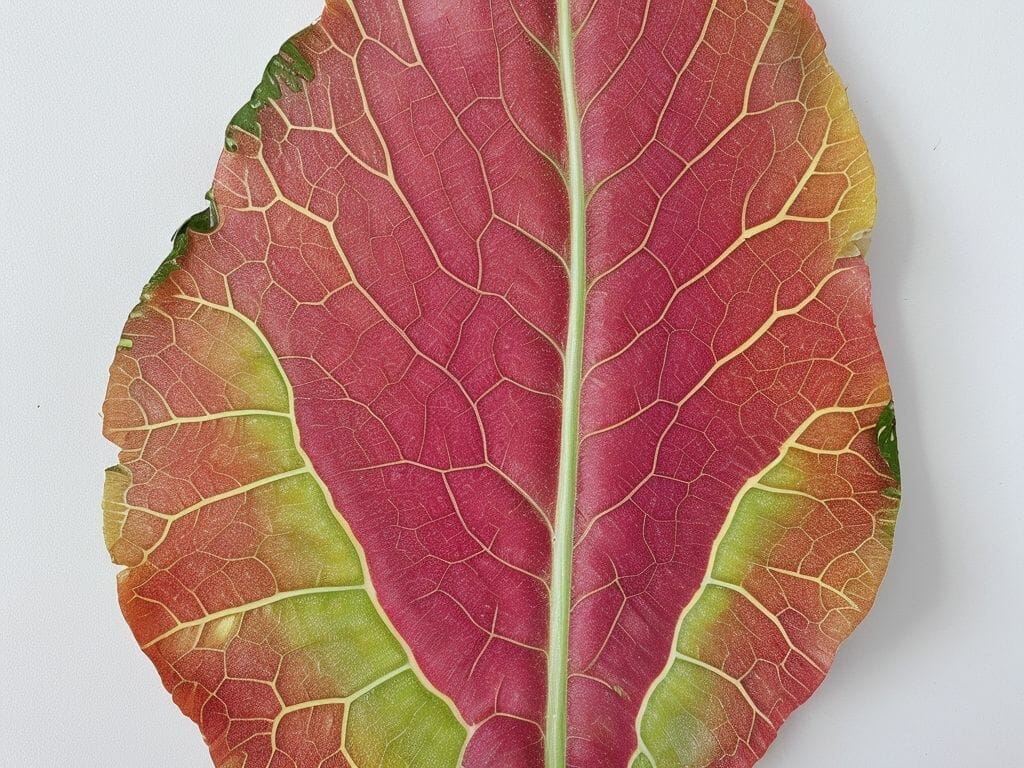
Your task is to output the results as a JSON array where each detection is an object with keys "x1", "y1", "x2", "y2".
[{"x1": 546, "y1": 0, "x2": 587, "y2": 764}]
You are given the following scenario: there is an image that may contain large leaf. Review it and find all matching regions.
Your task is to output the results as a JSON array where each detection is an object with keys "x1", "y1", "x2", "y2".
[{"x1": 102, "y1": 1, "x2": 900, "y2": 766}]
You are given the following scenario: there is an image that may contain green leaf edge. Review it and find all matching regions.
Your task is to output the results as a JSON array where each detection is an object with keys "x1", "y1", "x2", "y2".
[
  {"x1": 876, "y1": 400, "x2": 901, "y2": 499},
  {"x1": 138, "y1": 33, "x2": 316, "y2": 307},
  {"x1": 225, "y1": 37, "x2": 315, "y2": 152}
]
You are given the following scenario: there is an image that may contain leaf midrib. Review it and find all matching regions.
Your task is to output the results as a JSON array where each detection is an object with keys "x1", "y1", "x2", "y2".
[{"x1": 546, "y1": 0, "x2": 587, "y2": 765}]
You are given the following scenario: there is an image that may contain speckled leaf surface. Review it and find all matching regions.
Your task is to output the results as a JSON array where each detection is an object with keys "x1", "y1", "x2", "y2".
[{"x1": 102, "y1": 1, "x2": 900, "y2": 766}]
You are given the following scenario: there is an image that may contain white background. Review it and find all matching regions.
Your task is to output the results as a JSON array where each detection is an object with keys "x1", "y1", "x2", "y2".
[{"x1": 1, "y1": 1, "x2": 1021, "y2": 765}]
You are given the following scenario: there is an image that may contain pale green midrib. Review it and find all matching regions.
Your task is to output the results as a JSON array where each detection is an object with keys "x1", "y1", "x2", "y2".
[{"x1": 546, "y1": 0, "x2": 587, "y2": 766}]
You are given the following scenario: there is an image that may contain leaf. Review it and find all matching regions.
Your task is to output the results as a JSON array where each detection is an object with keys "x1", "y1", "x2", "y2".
[{"x1": 102, "y1": 2, "x2": 900, "y2": 767}]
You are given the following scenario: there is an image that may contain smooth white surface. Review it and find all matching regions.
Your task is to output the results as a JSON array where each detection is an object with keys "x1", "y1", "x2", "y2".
[{"x1": 1, "y1": 1, "x2": 1021, "y2": 765}]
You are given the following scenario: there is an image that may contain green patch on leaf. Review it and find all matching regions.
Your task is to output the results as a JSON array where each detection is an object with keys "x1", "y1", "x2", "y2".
[
  {"x1": 876, "y1": 400, "x2": 901, "y2": 498},
  {"x1": 346, "y1": 670, "x2": 467, "y2": 767},
  {"x1": 101, "y1": 464, "x2": 131, "y2": 561},
  {"x1": 225, "y1": 38, "x2": 315, "y2": 152}
]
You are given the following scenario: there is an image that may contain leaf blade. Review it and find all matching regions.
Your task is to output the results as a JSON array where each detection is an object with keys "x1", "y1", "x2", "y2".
[{"x1": 102, "y1": 2, "x2": 900, "y2": 766}]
